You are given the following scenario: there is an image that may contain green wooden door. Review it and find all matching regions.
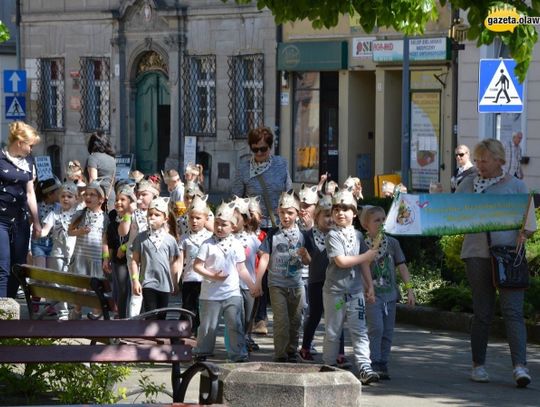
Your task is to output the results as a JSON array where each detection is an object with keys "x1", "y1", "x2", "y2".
[{"x1": 135, "y1": 72, "x2": 170, "y2": 174}]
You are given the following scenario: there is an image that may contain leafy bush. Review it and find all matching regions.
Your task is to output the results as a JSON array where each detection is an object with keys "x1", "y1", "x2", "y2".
[
  {"x1": 524, "y1": 276, "x2": 540, "y2": 322},
  {"x1": 0, "y1": 338, "x2": 130, "y2": 404},
  {"x1": 429, "y1": 284, "x2": 473, "y2": 313},
  {"x1": 526, "y1": 208, "x2": 540, "y2": 275},
  {"x1": 439, "y1": 235, "x2": 466, "y2": 284},
  {"x1": 398, "y1": 263, "x2": 445, "y2": 305}
]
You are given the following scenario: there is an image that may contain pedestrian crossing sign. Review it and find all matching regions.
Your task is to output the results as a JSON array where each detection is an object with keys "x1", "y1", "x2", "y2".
[
  {"x1": 5, "y1": 96, "x2": 26, "y2": 119},
  {"x1": 478, "y1": 59, "x2": 523, "y2": 113}
]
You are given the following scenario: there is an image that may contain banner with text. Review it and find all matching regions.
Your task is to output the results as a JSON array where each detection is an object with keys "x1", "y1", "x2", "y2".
[{"x1": 385, "y1": 193, "x2": 530, "y2": 236}]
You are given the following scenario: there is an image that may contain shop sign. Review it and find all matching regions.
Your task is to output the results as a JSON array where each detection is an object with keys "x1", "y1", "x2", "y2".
[
  {"x1": 277, "y1": 41, "x2": 348, "y2": 71},
  {"x1": 372, "y1": 37, "x2": 450, "y2": 62},
  {"x1": 352, "y1": 37, "x2": 376, "y2": 59}
]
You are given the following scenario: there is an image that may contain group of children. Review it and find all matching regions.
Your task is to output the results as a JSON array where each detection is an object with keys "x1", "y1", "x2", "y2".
[{"x1": 32, "y1": 163, "x2": 415, "y2": 385}]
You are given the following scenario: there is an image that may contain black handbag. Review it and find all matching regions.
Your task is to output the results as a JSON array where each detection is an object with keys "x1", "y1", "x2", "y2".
[{"x1": 489, "y1": 241, "x2": 529, "y2": 289}]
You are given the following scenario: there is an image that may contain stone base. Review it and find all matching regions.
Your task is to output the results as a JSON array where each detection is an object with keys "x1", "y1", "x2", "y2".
[
  {"x1": 0, "y1": 297, "x2": 20, "y2": 320},
  {"x1": 202, "y1": 362, "x2": 361, "y2": 407}
]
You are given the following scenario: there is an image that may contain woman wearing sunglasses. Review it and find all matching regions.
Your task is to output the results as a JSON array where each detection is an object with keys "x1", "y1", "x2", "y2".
[
  {"x1": 451, "y1": 144, "x2": 476, "y2": 192},
  {"x1": 232, "y1": 126, "x2": 292, "y2": 229},
  {"x1": 232, "y1": 126, "x2": 292, "y2": 335}
]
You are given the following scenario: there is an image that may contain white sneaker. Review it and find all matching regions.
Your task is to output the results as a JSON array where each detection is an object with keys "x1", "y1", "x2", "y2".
[
  {"x1": 58, "y1": 311, "x2": 69, "y2": 321},
  {"x1": 471, "y1": 366, "x2": 490, "y2": 383},
  {"x1": 513, "y1": 366, "x2": 531, "y2": 388}
]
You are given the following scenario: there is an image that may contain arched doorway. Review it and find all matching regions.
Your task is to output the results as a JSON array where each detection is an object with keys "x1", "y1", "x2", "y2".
[{"x1": 135, "y1": 51, "x2": 170, "y2": 174}]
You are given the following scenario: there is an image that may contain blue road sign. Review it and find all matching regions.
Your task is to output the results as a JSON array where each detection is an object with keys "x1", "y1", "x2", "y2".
[
  {"x1": 3, "y1": 70, "x2": 27, "y2": 93},
  {"x1": 478, "y1": 59, "x2": 523, "y2": 113},
  {"x1": 5, "y1": 96, "x2": 26, "y2": 119}
]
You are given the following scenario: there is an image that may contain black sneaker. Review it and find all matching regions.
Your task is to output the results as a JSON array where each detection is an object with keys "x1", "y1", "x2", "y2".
[
  {"x1": 274, "y1": 356, "x2": 288, "y2": 363},
  {"x1": 376, "y1": 369, "x2": 391, "y2": 380},
  {"x1": 372, "y1": 363, "x2": 390, "y2": 380},
  {"x1": 246, "y1": 337, "x2": 260, "y2": 352},
  {"x1": 359, "y1": 365, "x2": 380, "y2": 385},
  {"x1": 287, "y1": 352, "x2": 299, "y2": 363}
]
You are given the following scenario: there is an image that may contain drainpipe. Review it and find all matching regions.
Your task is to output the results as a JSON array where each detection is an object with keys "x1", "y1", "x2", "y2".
[
  {"x1": 274, "y1": 24, "x2": 282, "y2": 155},
  {"x1": 178, "y1": 6, "x2": 187, "y2": 169},
  {"x1": 15, "y1": 0, "x2": 21, "y2": 69},
  {"x1": 400, "y1": 36, "x2": 410, "y2": 189},
  {"x1": 451, "y1": 7, "x2": 460, "y2": 175}
]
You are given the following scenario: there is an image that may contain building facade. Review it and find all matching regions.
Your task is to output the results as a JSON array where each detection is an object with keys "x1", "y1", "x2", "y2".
[
  {"x1": 277, "y1": 7, "x2": 457, "y2": 194},
  {"x1": 19, "y1": 0, "x2": 277, "y2": 192}
]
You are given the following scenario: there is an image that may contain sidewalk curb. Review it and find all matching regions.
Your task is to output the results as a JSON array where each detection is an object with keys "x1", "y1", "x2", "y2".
[{"x1": 396, "y1": 304, "x2": 540, "y2": 344}]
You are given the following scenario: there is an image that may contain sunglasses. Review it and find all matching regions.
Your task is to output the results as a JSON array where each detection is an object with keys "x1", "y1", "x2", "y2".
[
  {"x1": 455, "y1": 153, "x2": 466, "y2": 157},
  {"x1": 251, "y1": 146, "x2": 269, "y2": 154}
]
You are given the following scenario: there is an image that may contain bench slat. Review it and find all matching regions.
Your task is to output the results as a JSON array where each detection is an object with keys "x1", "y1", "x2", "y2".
[
  {"x1": 0, "y1": 344, "x2": 192, "y2": 363},
  {"x1": 28, "y1": 284, "x2": 106, "y2": 310},
  {"x1": 15, "y1": 264, "x2": 111, "y2": 292},
  {"x1": 0, "y1": 320, "x2": 192, "y2": 339}
]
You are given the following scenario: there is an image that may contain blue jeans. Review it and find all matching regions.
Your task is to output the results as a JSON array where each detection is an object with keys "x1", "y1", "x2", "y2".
[
  {"x1": 366, "y1": 298, "x2": 397, "y2": 368},
  {"x1": 465, "y1": 257, "x2": 527, "y2": 366},
  {"x1": 31, "y1": 239, "x2": 53, "y2": 257},
  {"x1": 0, "y1": 214, "x2": 30, "y2": 298}
]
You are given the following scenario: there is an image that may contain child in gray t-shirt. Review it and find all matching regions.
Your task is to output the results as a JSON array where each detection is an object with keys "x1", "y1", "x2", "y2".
[
  {"x1": 322, "y1": 188, "x2": 377, "y2": 384},
  {"x1": 130, "y1": 198, "x2": 180, "y2": 314},
  {"x1": 360, "y1": 205, "x2": 415, "y2": 380},
  {"x1": 256, "y1": 190, "x2": 311, "y2": 362}
]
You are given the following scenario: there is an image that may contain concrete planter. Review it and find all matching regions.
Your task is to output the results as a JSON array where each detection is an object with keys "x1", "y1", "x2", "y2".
[{"x1": 202, "y1": 362, "x2": 361, "y2": 407}]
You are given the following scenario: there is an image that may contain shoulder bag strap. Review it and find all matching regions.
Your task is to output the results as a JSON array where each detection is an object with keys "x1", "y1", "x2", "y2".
[{"x1": 256, "y1": 174, "x2": 277, "y2": 228}]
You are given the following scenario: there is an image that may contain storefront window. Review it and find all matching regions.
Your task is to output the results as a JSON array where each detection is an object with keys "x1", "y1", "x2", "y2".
[{"x1": 293, "y1": 72, "x2": 320, "y2": 183}]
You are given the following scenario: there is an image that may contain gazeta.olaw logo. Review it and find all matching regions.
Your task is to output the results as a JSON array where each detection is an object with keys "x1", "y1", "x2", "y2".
[{"x1": 484, "y1": 4, "x2": 540, "y2": 32}]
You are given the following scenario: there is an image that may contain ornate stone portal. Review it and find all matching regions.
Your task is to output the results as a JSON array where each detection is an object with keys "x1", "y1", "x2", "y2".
[{"x1": 136, "y1": 50, "x2": 168, "y2": 76}]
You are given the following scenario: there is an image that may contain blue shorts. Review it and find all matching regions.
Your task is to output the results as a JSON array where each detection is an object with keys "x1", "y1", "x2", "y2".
[{"x1": 31, "y1": 239, "x2": 53, "y2": 257}]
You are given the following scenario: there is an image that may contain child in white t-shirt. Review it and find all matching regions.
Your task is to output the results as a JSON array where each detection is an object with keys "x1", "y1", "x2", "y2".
[
  {"x1": 193, "y1": 201, "x2": 259, "y2": 362},
  {"x1": 178, "y1": 195, "x2": 213, "y2": 335},
  {"x1": 40, "y1": 181, "x2": 78, "y2": 320},
  {"x1": 41, "y1": 181, "x2": 78, "y2": 272}
]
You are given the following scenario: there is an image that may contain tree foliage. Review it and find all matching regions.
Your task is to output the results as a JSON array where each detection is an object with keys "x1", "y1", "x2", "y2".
[
  {"x1": 0, "y1": 21, "x2": 9, "y2": 43},
  {"x1": 231, "y1": 0, "x2": 539, "y2": 82}
]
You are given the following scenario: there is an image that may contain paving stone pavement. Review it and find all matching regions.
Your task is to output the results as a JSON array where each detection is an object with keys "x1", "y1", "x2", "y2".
[
  {"x1": 13, "y1": 296, "x2": 540, "y2": 406},
  {"x1": 119, "y1": 312, "x2": 540, "y2": 406}
]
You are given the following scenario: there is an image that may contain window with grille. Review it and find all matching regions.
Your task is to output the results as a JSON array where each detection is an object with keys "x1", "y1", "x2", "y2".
[
  {"x1": 183, "y1": 55, "x2": 216, "y2": 137},
  {"x1": 227, "y1": 54, "x2": 264, "y2": 139},
  {"x1": 80, "y1": 57, "x2": 110, "y2": 133},
  {"x1": 36, "y1": 58, "x2": 65, "y2": 130}
]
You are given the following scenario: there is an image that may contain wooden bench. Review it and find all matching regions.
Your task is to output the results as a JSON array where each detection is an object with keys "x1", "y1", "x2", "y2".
[{"x1": 0, "y1": 264, "x2": 220, "y2": 404}]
